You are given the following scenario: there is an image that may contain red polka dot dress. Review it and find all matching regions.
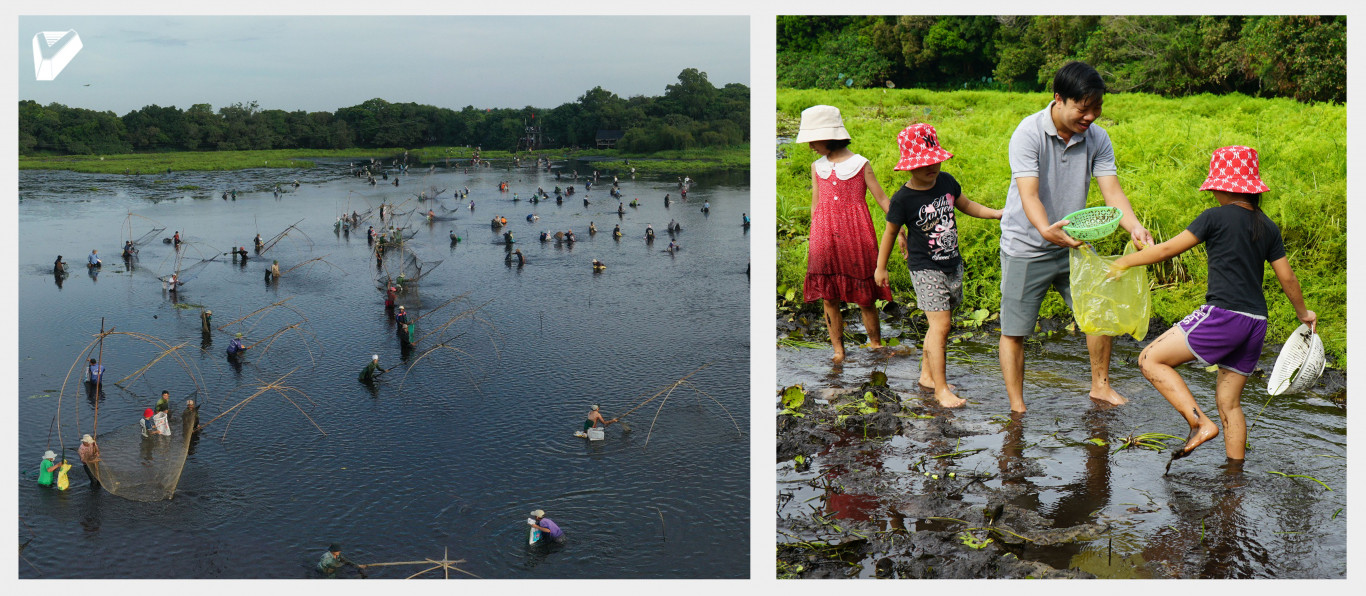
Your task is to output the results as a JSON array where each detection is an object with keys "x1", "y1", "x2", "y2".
[{"x1": 804, "y1": 154, "x2": 892, "y2": 306}]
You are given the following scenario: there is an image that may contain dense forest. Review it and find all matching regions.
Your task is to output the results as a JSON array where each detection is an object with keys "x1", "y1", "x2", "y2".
[
  {"x1": 18, "y1": 68, "x2": 749, "y2": 156},
  {"x1": 778, "y1": 15, "x2": 1345, "y2": 104}
]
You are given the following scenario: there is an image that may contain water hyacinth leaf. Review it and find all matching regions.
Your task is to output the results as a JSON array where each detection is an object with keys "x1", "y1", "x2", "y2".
[
  {"x1": 781, "y1": 385, "x2": 805, "y2": 410},
  {"x1": 1085, "y1": 438, "x2": 1107, "y2": 447},
  {"x1": 869, "y1": 370, "x2": 888, "y2": 387},
  {"x1": 785, "y1": 289, "x2": 795, "y2": 302}
]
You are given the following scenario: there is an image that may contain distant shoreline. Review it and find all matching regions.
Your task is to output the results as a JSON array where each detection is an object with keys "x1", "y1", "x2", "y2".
[{"x1": 19, "y1": 145, "x2": 751, "y2": 176}]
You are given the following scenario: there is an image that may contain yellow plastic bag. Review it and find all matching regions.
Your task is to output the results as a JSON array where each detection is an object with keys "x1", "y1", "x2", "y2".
[
  {"x1": 1069, "y1": 244, "x2": 1151, "y2": 340},
  {"x1": 56, "y1": 461, "x2": 73, "y2": 491}
]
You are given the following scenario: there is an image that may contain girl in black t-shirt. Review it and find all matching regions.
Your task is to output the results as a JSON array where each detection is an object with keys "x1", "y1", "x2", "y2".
[
  {"x1": 1109, "y1": 146, "x2": 1316, "y2": 469},
  {"x1": 874, "y1": 123, "x2": 1002, "y2": 408}
]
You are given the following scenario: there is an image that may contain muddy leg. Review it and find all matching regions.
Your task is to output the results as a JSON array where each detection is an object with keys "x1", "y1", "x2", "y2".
[
  {"x1": 921, "y1": 310, "x2": 964, "y2": 407},
  {"x1": 1087, "y1": 333, "x2": 1128, "y2": 406},
  {"x1": 919, "y1": 312, "x2": 957, "y2": 393},
  {"x1": 823, "y1": 300, "x2": 846, "y2": 364},
  {"x1": 1138, "y1": 327, "x2": 1218, "y2": 458},
  {"x1": 999, "y1": 334, "x2": 1026, "y2": 413},
  {"x1": 1213, "y1": 367, "x2": 1250, "y2": 460},
  {"x1": 858, "y1": 301, "x2": 882, "y2": 349}
]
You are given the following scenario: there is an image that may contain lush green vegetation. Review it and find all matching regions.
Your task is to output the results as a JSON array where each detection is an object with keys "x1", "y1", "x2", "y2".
[
  {"x1": 777, "y1": 88, "x2": 1345, "y2": 364},
  {"x1": 20, "y1": 68, "x2": 749, "y2": 157},
  {"x1": 778, "y1": 16, "x2": 1345, "y2": 104}
]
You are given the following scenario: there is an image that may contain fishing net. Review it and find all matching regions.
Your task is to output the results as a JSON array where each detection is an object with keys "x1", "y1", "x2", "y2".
[
  {"x1": 89, "y1": 406, "x2": 199, "y2": 501},
  {"x1": 130, "y1": 226, "x2": 166, "y2": 247},
  {"x1": 400, "y1": 251, "x2": 443, "y2": 284}
]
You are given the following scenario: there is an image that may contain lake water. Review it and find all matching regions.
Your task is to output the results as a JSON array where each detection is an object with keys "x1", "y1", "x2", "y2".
[{"x1": 17, "y1": 157, "x2": 750, "y2": 578}]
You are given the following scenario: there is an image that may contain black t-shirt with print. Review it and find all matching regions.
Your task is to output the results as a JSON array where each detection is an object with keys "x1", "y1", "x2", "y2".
[
  {"x1": 886, "y1": 172, "x2": 963, "y2": 274},
  {"x1": 1186, "y1": 203, "x2": 1286, "y2": 317}
]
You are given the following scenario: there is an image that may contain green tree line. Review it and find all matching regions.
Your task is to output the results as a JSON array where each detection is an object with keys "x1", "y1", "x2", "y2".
[
  {"x1": 778, "y1": 15, "x2": 1345, "y2": 104},
  {"x1": 19, "y1": 68, "x2": 749, "y2": 156}
]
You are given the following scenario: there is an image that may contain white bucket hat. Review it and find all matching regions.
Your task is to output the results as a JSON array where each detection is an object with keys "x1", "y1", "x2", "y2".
[
  {"x1": 795, "y1": 105, "x2": 851, "y2": 143},
  {"x1": 43, "y1": 450, "x2": 57, "y2": 459}
]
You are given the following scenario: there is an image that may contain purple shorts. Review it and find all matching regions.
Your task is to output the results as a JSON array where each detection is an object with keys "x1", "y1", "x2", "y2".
[{"x1": 1177, "y1": 304, "x2": 1267, "y2": 376}]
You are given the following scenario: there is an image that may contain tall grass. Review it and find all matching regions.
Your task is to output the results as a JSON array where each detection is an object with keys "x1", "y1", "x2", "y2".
[{"x1": 778, "y1": 89, "x2": 1345, "y2": 365}]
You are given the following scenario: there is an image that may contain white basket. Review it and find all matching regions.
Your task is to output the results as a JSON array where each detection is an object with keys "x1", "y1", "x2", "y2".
[
  {"x1": 1267, "y1": 324, "x2": 1325, "y2": 396},
  {"x1": 587, "y1": 427, "x2": 605, "y2": 441}
]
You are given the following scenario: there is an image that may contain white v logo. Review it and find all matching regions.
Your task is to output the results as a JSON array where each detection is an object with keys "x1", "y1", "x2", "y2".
[{"x1": 33, "y1": 30, "x2": 83, "y2": 81}]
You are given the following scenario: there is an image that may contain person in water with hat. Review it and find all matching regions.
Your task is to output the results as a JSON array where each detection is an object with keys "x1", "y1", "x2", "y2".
[
  {"x1": 1109, "y1": 145, "x2": 1316, "y2": 470},
  {"x1": 318, "y1": 543, "x2": 365, "y2": 575},
  {"x1": 37, "y1": 450, "x2": 62, "y2": 487},
  {"x1": 796, "y1": 104, "x2": 897, "y2": 364},
  {"x1": 583, "y1": 404, "x2": 618, "y2": 435},
  {"x1": 227, "y1": 332, "x2": 248, "y2": 357},
  {"x1": 141, "y1": 408, "x2": 161, "y2": 437},
  {"x1": 996, "y1": 60, "x2": 1154, "y2": 414},
  {"x1": 359, "y1": 355, "x2": 383, "y2": 384},
  {"x1": 78, "y1": 434, "x2": 101, "y2": 488},
  {"x1": 528, "y1": 510, "x2": 566, "y2": 544},
  {"x1": 874, "y1": 123, "x2": 1001, "y2": 409}
]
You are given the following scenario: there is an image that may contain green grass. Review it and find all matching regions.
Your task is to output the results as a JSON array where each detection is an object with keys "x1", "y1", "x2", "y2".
[{"x1": 778, "y1": 88, "x2": 1345, "y2": 365}]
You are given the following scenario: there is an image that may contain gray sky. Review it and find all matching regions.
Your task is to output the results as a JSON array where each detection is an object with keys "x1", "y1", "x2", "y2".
[{"x1": 18, "y1": 15, "x2": 750, "y2": 115}]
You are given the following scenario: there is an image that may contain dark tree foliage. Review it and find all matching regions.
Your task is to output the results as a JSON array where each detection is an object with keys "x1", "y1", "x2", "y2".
[
  {"x1": 19, "y1": 68, "x2": 749, "y2": 156},
  {"x1": 777, "y1": 15, "x2": 1345, "y2": 103}
]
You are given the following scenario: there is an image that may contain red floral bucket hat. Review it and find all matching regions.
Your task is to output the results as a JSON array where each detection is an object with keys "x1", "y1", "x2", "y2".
[
  {"x1": 1198, "y1": 145, "x2": 1270, "y2": 193},
  {"x1": 894, "y1": 123, "x2": 953, "y2": 171}
]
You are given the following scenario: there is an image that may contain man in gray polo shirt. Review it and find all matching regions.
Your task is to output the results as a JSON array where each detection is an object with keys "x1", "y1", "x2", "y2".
[{"x1": 998, "y1": 61, "x2": 1154, "y2": 413}]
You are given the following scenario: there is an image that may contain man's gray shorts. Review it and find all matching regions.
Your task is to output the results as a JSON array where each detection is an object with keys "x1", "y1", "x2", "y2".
[
  {"x1": 999, "y1": 249, "x2": 1072, "y2": 336},
  {"x1": 909, "y1": 264, "x2": 963, "y2": 313}
]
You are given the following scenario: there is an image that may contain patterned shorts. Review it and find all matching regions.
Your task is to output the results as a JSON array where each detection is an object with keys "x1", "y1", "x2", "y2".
[{"x1": 909, "y1": 264, "x2": 963, "y2": 313}]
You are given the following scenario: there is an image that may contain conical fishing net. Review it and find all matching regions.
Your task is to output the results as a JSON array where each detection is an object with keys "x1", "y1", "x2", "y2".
[{"x1": 89, "y1": 406, "x2": 198, "y2": 501}]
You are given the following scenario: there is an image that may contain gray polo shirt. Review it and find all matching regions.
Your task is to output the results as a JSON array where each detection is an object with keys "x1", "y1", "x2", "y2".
[{"x1": 999, "y1": 101, "x2": 1118, "y2": 258}]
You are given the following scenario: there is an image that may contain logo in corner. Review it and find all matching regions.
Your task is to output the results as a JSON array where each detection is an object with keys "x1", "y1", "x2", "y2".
[{"x1": 33, "y1": 30, "x2": 83, "y2": 81}]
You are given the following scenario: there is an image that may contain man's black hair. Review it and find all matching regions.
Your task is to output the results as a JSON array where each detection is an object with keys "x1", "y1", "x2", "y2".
[{"x1": 1053, "y1": 61, "x2": 1106, "y2": 106}]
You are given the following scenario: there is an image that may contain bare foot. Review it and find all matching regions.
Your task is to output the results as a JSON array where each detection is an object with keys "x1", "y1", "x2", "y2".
[
  {"x1": 933, "y1": 388, "x2": 966, "y2": 408},
  {"x1": 1089, "y1": 385, "x2": 1128, "y2": 406},
  {"x1": 1165, "y1": 419, "x2": 1219, "y2": 474},
  {"x1": 831, "y1": 349, "x2": 845, "y2": 365},
  {"x1": 919, "y1": 376, "x2": 957, "y2": 392}
]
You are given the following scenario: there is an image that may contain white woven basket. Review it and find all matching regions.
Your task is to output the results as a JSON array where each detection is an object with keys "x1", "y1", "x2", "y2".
[{"x1": 1267, "y1": 324, "x2": 1325, "y2": 396}]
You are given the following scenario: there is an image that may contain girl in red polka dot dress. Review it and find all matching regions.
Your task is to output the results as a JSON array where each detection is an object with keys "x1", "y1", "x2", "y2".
[
  {"x1": 795, "y1": 105, "x2": 900, "y2": 364},
  {"x1": 1109, "y1": 146, "x2": 1316, "y2": 469}
]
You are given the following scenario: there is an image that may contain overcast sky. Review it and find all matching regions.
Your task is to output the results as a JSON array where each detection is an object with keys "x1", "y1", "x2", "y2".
[{"x1": 18, "y1": 15, "x2": 749, "y2": 115}]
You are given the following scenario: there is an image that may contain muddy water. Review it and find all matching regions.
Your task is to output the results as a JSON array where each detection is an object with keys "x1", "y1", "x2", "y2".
[
  {"x1": 17, "y1": 158, "x2": 750, "y2": 578},
  {"x1": 776, "y1": 322, "x2": 1345, "y2": 579}
]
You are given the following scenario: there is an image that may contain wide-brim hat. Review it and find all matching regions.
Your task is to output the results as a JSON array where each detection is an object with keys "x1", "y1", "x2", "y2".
[
  {"x1": 1199, "y1": 145, "x2": 1269, "y2": 193},
  {"x1": 43, "y1": 450, "x2": 57, "y2": 459},
  {"x1": 82, "y1": 434, "x2": 94, "y2": 444},
  {"x1": 795, "y1": 105, "x2": 851, "y2": 143},
  {"x1": 531, "y1": 509, "x2": 545, "y2": 518},
  {"x1": 894, "y1": 123, "x2": 954, "y2": 171}
]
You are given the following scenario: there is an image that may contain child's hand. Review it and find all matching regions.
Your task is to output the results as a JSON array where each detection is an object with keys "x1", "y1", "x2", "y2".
[
  {"x1": 896, "y1": 231, "x2": 909, "y2": 260},
  {"x1": 1300, "y1": 310, "x2": 1318, "y2": 331},
  {"x1": 1106, "y1": 261, "x2": 1129, "y2": 281},
  {"x1": 874, "y1": 267, "x2": 890, "y2": 288}
]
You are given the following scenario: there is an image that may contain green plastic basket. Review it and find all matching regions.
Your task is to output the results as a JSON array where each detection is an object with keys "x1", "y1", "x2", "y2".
[{"x1": 1062, "y1": 206, "x2": 1122, "y2": 241}]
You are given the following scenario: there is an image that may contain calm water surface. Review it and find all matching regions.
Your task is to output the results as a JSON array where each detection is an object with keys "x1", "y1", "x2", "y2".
[{"x1": 18, "y1": 158, "x2": 750, "y2": 578}]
